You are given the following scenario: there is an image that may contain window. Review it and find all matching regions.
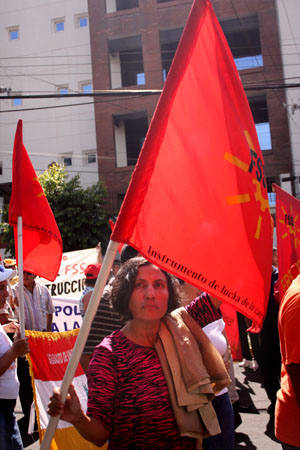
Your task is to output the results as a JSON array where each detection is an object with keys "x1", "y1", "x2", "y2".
[
  {"x1": 77, "y1": 15, "x2": 88, "y2": 28},
  {"x1": 108, "y1": 35, "x2": 144, "y2": 88},
  {"x1": 80, "y1": 82, "x2": 92, "y2": 93},
  {"x1": 53, "y1": 18, "x2": 65, "y2": 32},
  {"x1": 62, "y1": 155, "x2": 72, "y2": 166},
  {"x1": 267, "y1": 177, "x2": 276, "y2": 206},
  {"x1": 220, "y1": 15, "x2": 263, "y2": 71},
  {"x1": 83, "y1": 150, "x2": 97, "y2": 164},
  {"x1": 157, "y1": 0, "x2": 173, "y2": 3},
  {"x1": 0, "y1": 162, "x2": 2, "y2": 175},
  {"x1": 248, "y1": 95, "x2": 272, "y2": 150},
  {"x1": 57, "y1": 85, "x2": 69, "y2": 95},
  {"x1": 106, "y1": 0, "x2": 138, "y2": 13},
  {"x1": 160, "y1": 28, "x2": 183, "y2": 81},
  {"x1": 87, "y1": 153, "x2": 96, "y2": 164},
  {"x1": 114, "y1": 111, "x2": 148, "y2": 166},
  {"x1": 12, "y1": 93, "x2": 22, "y2": 107},
  {"x1": 8, "y1": 27, "x2": 19, "y2": 41}
]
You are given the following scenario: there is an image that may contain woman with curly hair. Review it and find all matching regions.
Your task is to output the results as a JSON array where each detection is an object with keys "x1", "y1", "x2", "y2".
[{"x1": 48, "y1": 257, "x2": 229, "y2": 450}]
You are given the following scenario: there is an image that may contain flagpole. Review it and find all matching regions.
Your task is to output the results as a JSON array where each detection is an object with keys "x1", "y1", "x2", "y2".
[
  {"x1": 40, "y1": 239, "x2": 119, "y2": 450},
  {"x1": 17, "y1": 216, "x2": 26, "y2": 339}
]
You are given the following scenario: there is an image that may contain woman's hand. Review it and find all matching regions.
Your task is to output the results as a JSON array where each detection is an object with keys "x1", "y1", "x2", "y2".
[
  {"x1": 48, "y1": 384, "x2": 83, "y2": 425},
  {"x1": 12, "y1": 332, "x2": 29, "y2": 357}
]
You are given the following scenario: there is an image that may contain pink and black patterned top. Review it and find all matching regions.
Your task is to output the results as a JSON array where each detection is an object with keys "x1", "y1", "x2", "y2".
[{"x1": 87, "y1": 294, "x2": 220, "y2": 450}]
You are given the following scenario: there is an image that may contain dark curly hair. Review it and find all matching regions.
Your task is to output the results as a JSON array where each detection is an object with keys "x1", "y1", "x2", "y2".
[{"x1": 111, "y1": 257, "x2": 181, "y2": 320}]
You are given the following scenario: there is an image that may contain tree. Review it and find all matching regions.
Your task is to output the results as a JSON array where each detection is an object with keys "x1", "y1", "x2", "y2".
[{"x1": 0, "y1": 164, "x2": 112, "y2": 256}]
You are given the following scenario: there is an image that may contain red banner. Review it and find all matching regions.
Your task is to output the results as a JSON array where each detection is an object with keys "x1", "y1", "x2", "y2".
[
  {"x1": 111, "y1": 0, "x2": 273, "y2": 328},
  {"x1": 26, "y1": 330, "x2": 105, "y2": 449},
  {"x1": 9, "y1": 120, "x2": 62, "y2": 281},
  {"x1": 220, "y1": 303, "x2": 242, "y2": 361},
  {"x1": 275, "y1": 184, "x2": 300, "y2": 300}
]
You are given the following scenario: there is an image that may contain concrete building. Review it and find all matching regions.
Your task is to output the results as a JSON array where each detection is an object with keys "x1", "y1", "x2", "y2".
[
  {"x1": 88, "y1": 0, "x2": 293, "y2": 211},
  {"x1": 0, "y1": 0, "x2": 98, "y2": 207},
  {"x1": 276, "y1": 0, "x2": 300, "y2": 198}
]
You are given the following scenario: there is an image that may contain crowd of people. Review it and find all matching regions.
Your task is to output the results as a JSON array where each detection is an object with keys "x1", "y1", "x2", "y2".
[{"x1": 0, "y1": 244, "x2": 300, "y2": 449}]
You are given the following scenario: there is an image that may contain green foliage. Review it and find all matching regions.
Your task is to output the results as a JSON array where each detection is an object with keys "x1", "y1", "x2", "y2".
[{"x1": 0, "y1": 164, "x2": 112, "y2": 256}]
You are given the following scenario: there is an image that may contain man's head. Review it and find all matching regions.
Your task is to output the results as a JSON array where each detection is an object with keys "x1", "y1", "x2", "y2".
[
  {"x1": 84, "y1": 264, "x2": 101, "y2": 287},
  {"x1": 112, "y1": 259, "x2": 121, "y2": 276},
  {"x1": 23, "y1": 271, "x2": 37, "y2": 290}
]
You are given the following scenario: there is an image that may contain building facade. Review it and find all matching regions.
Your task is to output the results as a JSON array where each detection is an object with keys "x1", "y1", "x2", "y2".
[
  {"x1": 88, "y1": 0, "x2": 293, "y2": 211},
  {"x1": 0, "y1": 0, "x2": 98, "y2": 205},
  {"x1": 276, "y1": 0, "x2": 300, "y2": 198}
]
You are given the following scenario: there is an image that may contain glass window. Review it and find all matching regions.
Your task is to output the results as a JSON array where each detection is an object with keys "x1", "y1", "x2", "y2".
[
  {"x1": 63, "y1": 156, "x2": 72, "y2": 166},
  {"x1": 220, "y1": 15, "x2": 263, "y2": 71},
  {"x1": 160, "y1": 28, "x2": 183, "y2": 81},
  {"x1": 79, "y1": 16, "x2": 88, "y2": 27},
  {"x1": 81, "y1": 83, "x2": 92, "y2": 93},
  {"x1": 9, "y1": 28, "x2": 19, "y2": 40},
  {"x1": 108, "y1": 35, "x2": 144, "y2": 88},
  {"x1": 54, "y1": 20, "x2": 64, "y2": 32},
  {"x1": 249, "y1": 95, "x2": 272, "y2": 151},
  {"x1": 136, "y1": 73, "x2": 145, "y2": 85},
  {"x1": 87, "y1": 153, "x2": 96, "y2": 164},
  {"x1": 106, "y1": 0, "x2": 138, "y2": 12},
  {"x1": 58, "y1": 86, "x2": 68, "y2": 95},
  {"x1": 255, "y1": 122, "x2": 272, "y2": 151},
  {"x1": 13, "y1": 98, "x2": 22, "y2": 106}
]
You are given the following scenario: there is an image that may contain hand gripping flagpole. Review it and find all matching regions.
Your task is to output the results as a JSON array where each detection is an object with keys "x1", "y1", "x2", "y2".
[{"x1": 40, "y1": 240, "x2": 119, "y2": 450}]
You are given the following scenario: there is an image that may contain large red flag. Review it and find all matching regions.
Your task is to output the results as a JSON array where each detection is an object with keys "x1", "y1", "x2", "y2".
[
  {"x1": 111, "y1": 0, "x2": 273, "y2": 328},
  {"x1": 9, "y1": 120, "x2": 62, "y2": 281},
  {"x1": 274, "y1": 184, "x2": 300, "y2": 299}
]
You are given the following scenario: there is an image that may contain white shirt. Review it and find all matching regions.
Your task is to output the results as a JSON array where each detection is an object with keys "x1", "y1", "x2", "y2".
[{"x1": 0, "y1": 325, "x2": 19, "y2": 399}]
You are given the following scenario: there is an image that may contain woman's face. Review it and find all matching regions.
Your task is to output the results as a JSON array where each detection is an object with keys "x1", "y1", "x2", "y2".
[{"x1": 128, "y1": 265, "x2": 169, "y2": 322}]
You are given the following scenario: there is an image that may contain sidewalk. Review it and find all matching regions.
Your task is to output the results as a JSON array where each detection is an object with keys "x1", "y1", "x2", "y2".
[
  {"x1": 17, "y1": 362, "x2": 282, "y2": 450},
  {"x1": 233, "y1": 362, "x2": 282, "y2": 449}
]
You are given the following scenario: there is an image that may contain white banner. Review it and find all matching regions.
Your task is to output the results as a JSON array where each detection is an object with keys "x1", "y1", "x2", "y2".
[
  {"x1": 38, "y1": 247, "x2": 98, "y2": 332},
  {"x1": 52, "y1": 297, "x2": 82, "y2": 333},
  {"x1": 38, "y1": 247, "x2": 98, "y2": 299}
]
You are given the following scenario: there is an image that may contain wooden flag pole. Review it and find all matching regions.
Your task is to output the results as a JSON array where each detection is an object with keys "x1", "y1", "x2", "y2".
[
  {"x1": 17, "y1": 216, "x2": 26, "y2": 339},
  {"x1": 40, "y1": 239, "x2": 119, "y2": 450}
]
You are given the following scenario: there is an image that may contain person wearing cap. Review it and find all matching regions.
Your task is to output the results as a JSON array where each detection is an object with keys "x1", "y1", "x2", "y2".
[
  {"x1": 79, "y1": 264, "x2": 102, "y2": 316},
  {"x1": 0, "y1": 266, "x2": 29, "y2": 450},
  {"x1": 12, "y1": 271, "x2": 54, "y2": 442}
]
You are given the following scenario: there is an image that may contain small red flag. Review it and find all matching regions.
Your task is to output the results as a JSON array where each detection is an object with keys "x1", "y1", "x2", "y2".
[
  {"x1": 111, "y1": 0, "x2": 273, "y2": 328},
  {"x1": 9, "y1": 120, "x2": 62, "y2": 281},
  {"x1": 274, "y1": 184, "x2": 300, "y2": 299}
]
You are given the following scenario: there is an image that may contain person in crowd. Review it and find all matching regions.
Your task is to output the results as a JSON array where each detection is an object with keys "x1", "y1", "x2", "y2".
[
  {"x1": 111, "y1": 259, "x2": 121, "y2": 277},
  {"x1": 272, "y1": 247, "x2": 278, "y2": 268},
  {"x1": 0, "y1": 263, "x2": 17, "y2": 326},
  {"x1": 12, "y1": 271, "x2": 54, "y2": 441},
  {"x1": 49, "y1": 257, "x2": 230, "y2": 449},
  {"x1": 275, "y1": 274, "x2": 300, "y2": 449},
  {"x1": 196, "y1": 292, "x2": 234, "y2": 450},
  {"x1": 80, "y1": 245, "x2": 137, "y2": 372},
  {"x1": 236, "y1": 312, "x2": 259, "y2": 370},
  {"x1": 250, "y1": 264, "x2": 280, "y2": 430},
  {"x1": 0, "y1": 265, "x2": 29, "y2": 450},
  {"x1": 79, "y1": 264, "x2": 102, "y2": 316},
  {"x1": 179, "y1": 279, "x2": 234, "y2": 448}
]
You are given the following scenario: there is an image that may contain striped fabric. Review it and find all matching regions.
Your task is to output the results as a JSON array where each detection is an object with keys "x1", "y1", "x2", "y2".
[
  {"x1": 12, "y1": 282, "x2": 54, "y2": 331},
  {"x1": 83, "y1": 286, "x2": 125, "y2": 354}
]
